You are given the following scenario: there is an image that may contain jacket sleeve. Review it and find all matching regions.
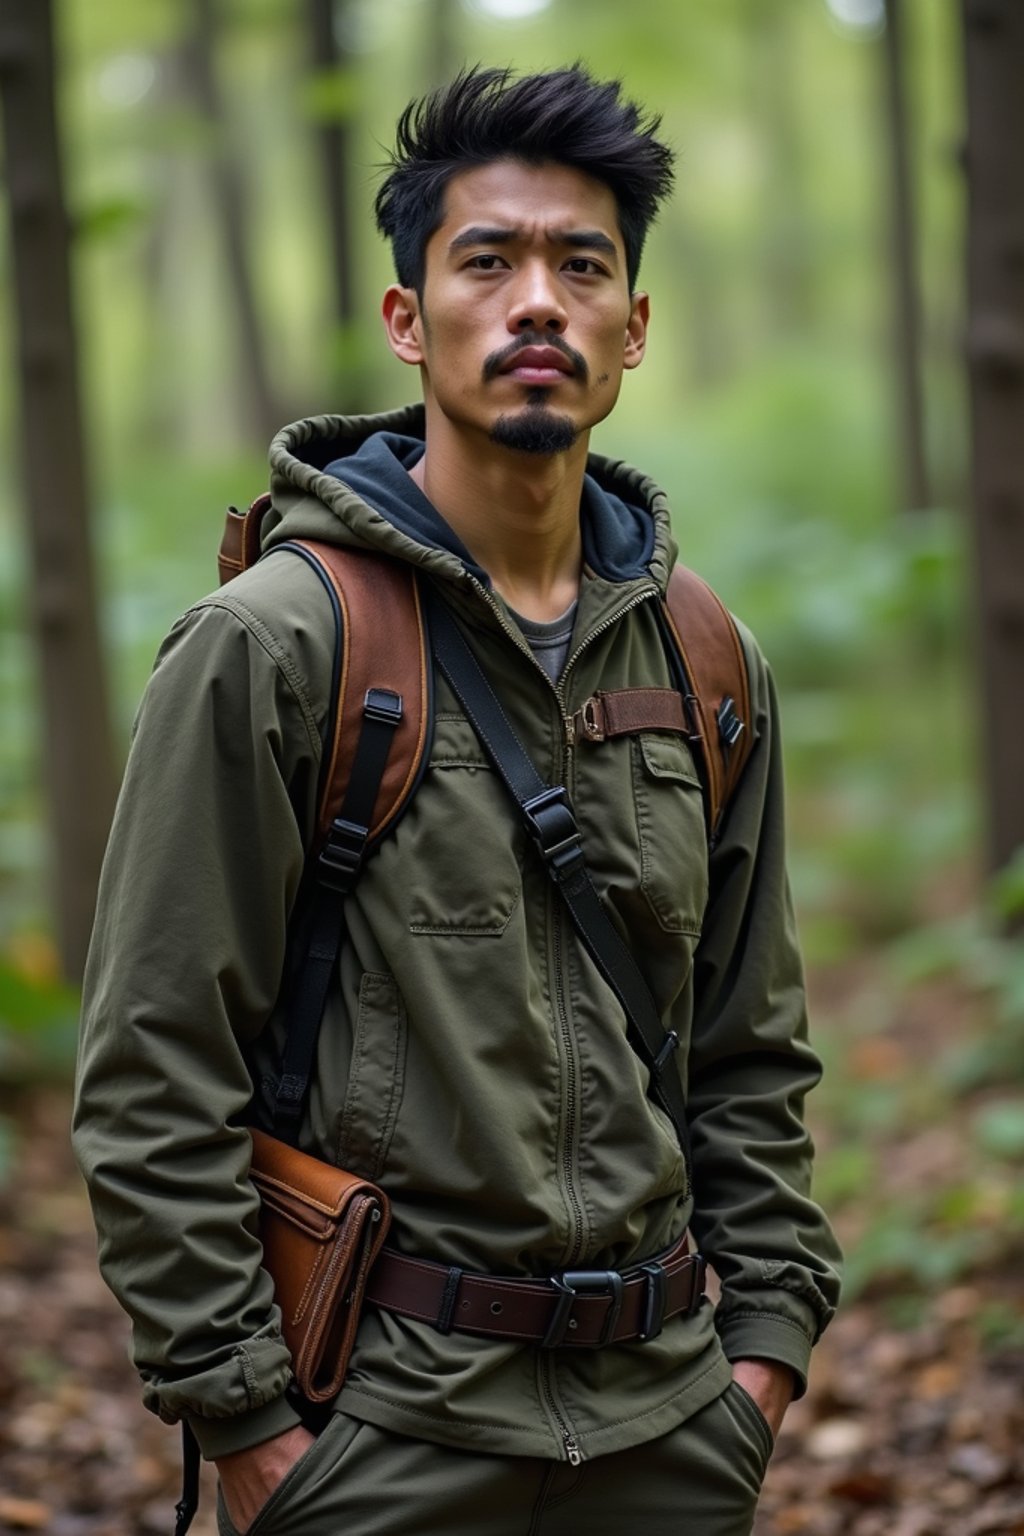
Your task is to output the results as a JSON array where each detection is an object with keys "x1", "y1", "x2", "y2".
[
  {"x1": 72, "y1": 585, "x2": 329, "y2": 1458},
  {"x1": 685, "y1": 622, "x2": 842, "y2": 1396}
]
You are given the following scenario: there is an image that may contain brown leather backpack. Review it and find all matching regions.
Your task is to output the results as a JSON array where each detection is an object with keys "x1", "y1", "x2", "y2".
[{"x1": 220, "y1": 492, "x2": 754, "y2": 859}]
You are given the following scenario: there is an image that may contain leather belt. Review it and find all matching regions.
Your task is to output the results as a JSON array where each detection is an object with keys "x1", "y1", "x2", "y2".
[{"x1": 365, "y1": 1231, "x2": 705, "y2": 1348}]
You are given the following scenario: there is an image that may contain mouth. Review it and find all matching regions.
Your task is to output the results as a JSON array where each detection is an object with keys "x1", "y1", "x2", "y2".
[{"x1": 498, "y1": 345, "x2": 576, "y2": 385}]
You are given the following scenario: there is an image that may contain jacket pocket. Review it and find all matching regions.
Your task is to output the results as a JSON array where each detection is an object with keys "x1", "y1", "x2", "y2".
[
  {"x1": 406, "y1": 714, "x2": 524, "y2": 937},
  {"x1": 335, "y1": 972, "x2": 407, "y2": 1179},
  {"x1": 632, "y1": 733, "x2": 708, "y2": 935}
]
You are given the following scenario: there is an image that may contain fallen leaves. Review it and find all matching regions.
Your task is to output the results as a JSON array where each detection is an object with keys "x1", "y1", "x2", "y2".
[{"x1": 1, "y1": 1087, "x2": 1022, "y2": 1536}]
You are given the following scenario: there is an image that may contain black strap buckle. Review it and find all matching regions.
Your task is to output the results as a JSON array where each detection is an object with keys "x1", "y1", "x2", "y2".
[
  {"x1": 541, "y1": 1268, "x2": 624, "y2": 1349},
  {"x1": 317, "y1": 816, "x2": 369, "y2": 894},
  {"x1": 522, "y1": 787, "x2": 584, "y2": 877},
  {"x1": 364, "y1": 687, "x2": 403, "y2": 725},
  {"x1": 653, "y1": 1030, "x2": 680, "y2": 1074},
  {"x1": 717, "y1": 695, "x2": 744, "y2": 751}
]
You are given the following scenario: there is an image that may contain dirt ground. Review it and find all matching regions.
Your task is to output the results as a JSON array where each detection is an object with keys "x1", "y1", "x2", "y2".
[{"x1": 1, "y1": 1088, "x2": 1022, "y2": 1536}]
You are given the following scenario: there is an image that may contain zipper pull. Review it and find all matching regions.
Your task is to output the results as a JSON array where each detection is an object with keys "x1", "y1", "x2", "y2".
[{"x1": 563, "y1": 1433, "x2": 583, "y2": 1467}]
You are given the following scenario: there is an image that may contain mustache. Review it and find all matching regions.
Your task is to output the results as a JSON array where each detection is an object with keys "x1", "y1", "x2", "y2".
[{"x1": 482, "y1": 333, "x2": 589, "y2": 385}]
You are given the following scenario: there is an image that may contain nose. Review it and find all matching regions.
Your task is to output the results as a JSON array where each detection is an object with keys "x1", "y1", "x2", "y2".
[{"x1": 506, "y1": 261, "x2": 568, "y2": 334}]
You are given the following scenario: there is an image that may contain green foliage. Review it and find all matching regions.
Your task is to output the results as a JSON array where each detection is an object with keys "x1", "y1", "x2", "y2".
[
  {"x1": 301, "y1": 66, "x2": 362, "y2": 125},
  {"x1": 972, "y1": 1101, "x2": 1024, "y2": 1162},
  {"x1": 75, "y1": 194, "x2": 151, "y2": 242},
  {"x1": 989, "y1": 845, "x2": 1024, "y2": 921},
  {"x1": 815, "y1": 865, "x2": 1024, "y2": 1301},
  {"x1": 0, "y1": 1114, "x2": 15, "y2": 1184},
  {"x1": 0, "y1": 962, "x2": 80, "y2": 1084},
  {"x1": 977, "y1": 1299, "x2": 1024, "y2": 1352},
  {"x1": 843, "y1": 1202, "x2": 989, "y2": 1301}
]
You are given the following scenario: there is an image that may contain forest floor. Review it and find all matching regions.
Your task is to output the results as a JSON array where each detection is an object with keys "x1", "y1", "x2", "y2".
[{"x1": 1, "y1": 963, "x2": 1022, "y2": 1536}]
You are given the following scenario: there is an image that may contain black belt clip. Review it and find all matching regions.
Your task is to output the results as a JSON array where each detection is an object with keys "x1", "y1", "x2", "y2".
[
  {"x1": 542, "y1": 1267, "x2": 624, "y2": 1349},
  {"x1": 637, "y1": 1262, "x2": 666, "y2": 1341},
  {"x1": 686, "y1": 1253, "x2": 707, "y2": 1317}
]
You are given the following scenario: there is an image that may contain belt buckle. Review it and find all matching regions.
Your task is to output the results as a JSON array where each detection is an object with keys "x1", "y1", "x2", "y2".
[{"x1": 541, "y1": 1269, "x2": 624, "y2": 1349}]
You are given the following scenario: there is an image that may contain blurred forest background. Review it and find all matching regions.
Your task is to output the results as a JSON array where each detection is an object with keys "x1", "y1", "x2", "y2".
[{"x1": 1, "y1": 0, "x2": 1023, "y2": 1531}]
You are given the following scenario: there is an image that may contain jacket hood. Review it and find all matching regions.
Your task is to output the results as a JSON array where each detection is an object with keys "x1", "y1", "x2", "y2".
[{"x1": 264, "y1": 405, "x2": 678, "y2": 593}]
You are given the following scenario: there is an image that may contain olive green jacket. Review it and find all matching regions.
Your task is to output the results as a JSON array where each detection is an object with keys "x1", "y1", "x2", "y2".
[{"x1": 73, "y1": 406, "x2": 841, "y2": 1462}]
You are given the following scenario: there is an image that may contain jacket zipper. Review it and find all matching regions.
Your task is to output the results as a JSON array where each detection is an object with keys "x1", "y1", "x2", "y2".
[
  {"x1": 459, "y1": 573, "x2": 661, "y2": 1463},
  {"x1": 540, "y1": 1354, "x2": 584, "y2": 1465},
  {"x1": 555, "y1": 583, "x2": 660, "y2": 732},
  {"x1": 459, "y1": 575, "x2": 666, "y2": 1271},
  {"x1": 552, "y1": 898, "x2": 586, "y2": 1264},
  {"x1": 465, "y1": 574, "x2": 662, "y2": 746}
]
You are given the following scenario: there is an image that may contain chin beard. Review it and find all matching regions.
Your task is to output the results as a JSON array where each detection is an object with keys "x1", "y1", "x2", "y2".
[{"x1": 489, "y1": 398, "x2": 579, "y2": 456}]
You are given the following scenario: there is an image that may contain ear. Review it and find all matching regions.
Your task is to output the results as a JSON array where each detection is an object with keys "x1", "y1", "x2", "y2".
[
  {"x1": 382, "y1": 285, "x2": 425, "y2": 366},
  {"x1": 623, "y1": 291, "x2": 650, "y2": 371}
]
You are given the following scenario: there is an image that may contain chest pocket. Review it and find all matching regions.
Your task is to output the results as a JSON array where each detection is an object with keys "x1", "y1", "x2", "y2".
[
  {"x1": 406, "y1": 713, "x2": 525, "y2": 936},
  {"x1": 631, "y1": 732, "x2": 709, "y2": 936}
]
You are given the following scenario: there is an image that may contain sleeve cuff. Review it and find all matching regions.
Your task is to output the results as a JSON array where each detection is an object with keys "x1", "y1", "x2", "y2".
[
  {"x1": 186, "y1": 1392, "x2": 303, "y2": 1459},
  {"x1": 716, "y1": 1311, "x2": 814, "y2": 1399}
]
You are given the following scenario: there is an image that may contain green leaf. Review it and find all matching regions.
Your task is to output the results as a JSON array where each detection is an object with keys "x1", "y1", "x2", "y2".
[
  {"x1": 989, "y1": 845, "x2": 1024, "y2": 921},
  {"x1": 0, "y1": 964, "x2": 79, "y2": 1036},
  {"x1": 300, "y1": 66, "x2": 361, "y2": 125},
  {"x1": 973, "y1": 1100, "x2": 1024, "y2": 1161},
  {"x1": 0, "y1": 1115, "x2": 15, "y2": 1185},
  {"x1": 75, "y1": 195, "x2": 149, "y2": 243}
]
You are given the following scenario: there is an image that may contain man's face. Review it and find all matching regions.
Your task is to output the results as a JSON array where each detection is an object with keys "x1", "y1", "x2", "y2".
[{"x1": 383, "y1": 159, "x2": 649, "y2": 455}]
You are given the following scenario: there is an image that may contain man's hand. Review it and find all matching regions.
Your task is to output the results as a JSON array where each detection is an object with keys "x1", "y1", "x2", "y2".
[
  {"x1": 215, "y1": 1423, "x2": 316, "y2": 1534},
  {"x1": 731, "y1": 1357, "x2": 795, "y2": 1443}
]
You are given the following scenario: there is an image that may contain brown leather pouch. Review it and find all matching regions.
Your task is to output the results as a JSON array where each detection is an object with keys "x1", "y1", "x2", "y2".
[{"x1": 248, "y1": 1128, "x2": 391, "y2": 1403}]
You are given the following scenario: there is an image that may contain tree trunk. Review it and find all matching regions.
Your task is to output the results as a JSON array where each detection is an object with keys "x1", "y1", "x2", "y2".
[
  {"x1": 185, "y1": 0, "x2": 280, "y2": 444},
  {"x1": 307, "y1": 0, "x2": 364, "y2": 409},
  {"x1": 961, "y1": 0, "x2": 1024, "y2": 878},
  {"x1": 883, "y1": 0, "x2": 930, "y2": 512},
  {"x1": 0, "y1": 0, "x2": 118, "y2": 980},
  {"x1": 749, "y1": 0, "x2": 814, "y2": 338},
  {"x1": 426, "y1": 0, "x2": 461, "y2": 89}
]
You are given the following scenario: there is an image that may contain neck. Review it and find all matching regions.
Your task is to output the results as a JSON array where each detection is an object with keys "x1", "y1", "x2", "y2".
[{"x1": 410, "y1": 407, "x2": 586, "y2": 622}]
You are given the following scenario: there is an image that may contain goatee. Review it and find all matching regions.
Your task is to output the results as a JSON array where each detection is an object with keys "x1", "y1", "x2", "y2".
[{"x1": 489, "y1": 398, "x2": 579, "y2": 456}]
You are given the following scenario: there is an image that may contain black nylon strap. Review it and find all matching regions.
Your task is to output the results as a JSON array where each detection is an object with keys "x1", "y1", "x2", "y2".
[
  {"x1": 273, "y1": 688, "x2": 403, "y2": 1138},
  {"x1": 428, "y1": 594, "x2": 691, "y2": 1164},
  {"x1": 174, "y1": 1423, "x2": 201, "y2": 1536}
]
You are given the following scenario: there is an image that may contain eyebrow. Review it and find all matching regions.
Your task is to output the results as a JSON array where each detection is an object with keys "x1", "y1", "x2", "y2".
[{"x1": 448, "y1": 226, "x2": 619, "y2": 260}]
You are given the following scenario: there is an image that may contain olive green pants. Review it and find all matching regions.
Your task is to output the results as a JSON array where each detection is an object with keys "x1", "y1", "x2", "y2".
[{"x1": 217, "y1": 1381, "x2": 773, "y2": 1536}]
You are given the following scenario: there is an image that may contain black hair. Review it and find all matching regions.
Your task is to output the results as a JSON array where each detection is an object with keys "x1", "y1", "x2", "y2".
[{"x1": 375, "y1": 64, "x2": 675, "y2": 295}]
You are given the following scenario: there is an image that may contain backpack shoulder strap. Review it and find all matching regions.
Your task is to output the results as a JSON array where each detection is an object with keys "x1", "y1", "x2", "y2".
[
  {"x1": 662, "y1": 565, "x2": 753, "y2": 847},
  {"x1": 218, "y1": 496, "x2": 431, "y2": 857},
  {"x1": 293, "y1": 539, "x2": 431, "y2": 854},
  {"x1": 218, "y1": 497, "x2": 431, "y2": 1139}
]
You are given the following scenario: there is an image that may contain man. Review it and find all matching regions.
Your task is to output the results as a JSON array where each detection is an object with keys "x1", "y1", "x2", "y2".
[{"x1": 74, "y1": 65, "x2": 841, "y2": 1535}]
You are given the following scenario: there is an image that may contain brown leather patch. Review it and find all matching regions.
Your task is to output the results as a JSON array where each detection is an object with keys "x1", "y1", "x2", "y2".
[{"x1": 575, "y1": 687, "x2": 688, "y2": 743}]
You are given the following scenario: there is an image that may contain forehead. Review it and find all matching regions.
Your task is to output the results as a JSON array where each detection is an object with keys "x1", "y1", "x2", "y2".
[{"x1": 432, "y1": 159, "x2": 623, "y2": 249}]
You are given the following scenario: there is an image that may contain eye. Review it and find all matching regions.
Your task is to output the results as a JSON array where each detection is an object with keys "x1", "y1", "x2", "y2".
[
  {"x1": 564, "y1": 257, "x2": 604, "y2": 276},
  {"x1": 466, "y1": 253, "x2": 508, "y2": 271}
]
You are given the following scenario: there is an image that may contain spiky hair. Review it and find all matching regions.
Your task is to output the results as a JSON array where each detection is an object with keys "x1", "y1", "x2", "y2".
[{"x1": 375, "y1": 64, "x2": 675, "y2": 293}]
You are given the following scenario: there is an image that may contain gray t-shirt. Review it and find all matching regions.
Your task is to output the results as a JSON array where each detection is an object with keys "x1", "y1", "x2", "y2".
[{"x1": 508, "y1": 601, "x2": 578, "y2": 683}]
